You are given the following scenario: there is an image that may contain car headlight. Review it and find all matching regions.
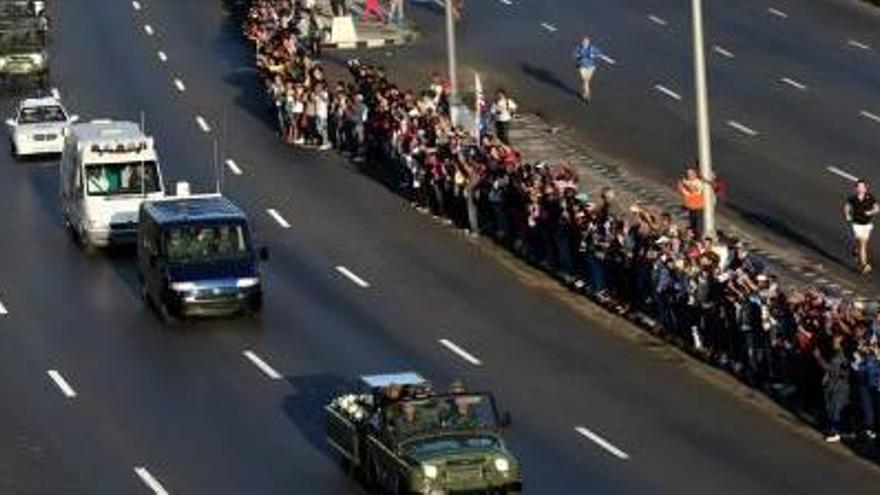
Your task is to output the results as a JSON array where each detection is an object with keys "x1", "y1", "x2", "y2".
[
  {"x1": 493, "y1": 458, "x2": 510, "y2": 473},
  {"x1": 236, "y1": 277, "x2": 260, "y2": 288},
  {"x1": 422, "y1": 464, "x2": 439, "y2": 480},
  {"x1": 30, "y1": 53, "x2": 44, "y2": 66},
  {"x1": 171, "y1": 282, "x2": 198, "y2": 292},
  {"x1": 0, "y1": 58, "x2": 7, "y2": 69}
]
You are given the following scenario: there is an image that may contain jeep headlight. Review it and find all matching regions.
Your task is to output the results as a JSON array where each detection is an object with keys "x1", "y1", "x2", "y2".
[
  {"x1": 171, "y1": 281, "x2": 198, "y2": 292},
  {"x1": 493, "y1": 458, "x2": 510, "y2": 473},
  {"x1": 422, "y1": 464, "x2": 439, "y2": 480}
]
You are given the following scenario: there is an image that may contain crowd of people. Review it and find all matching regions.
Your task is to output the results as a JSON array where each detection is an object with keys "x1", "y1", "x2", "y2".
[{"x1": 241, "y1": 0, "x2": 880, "y2": 447}]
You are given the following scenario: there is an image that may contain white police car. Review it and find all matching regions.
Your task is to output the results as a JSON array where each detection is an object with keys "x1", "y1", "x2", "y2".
[{"x1": 6, "y1": 93, "x2": 77, "y2": 158}]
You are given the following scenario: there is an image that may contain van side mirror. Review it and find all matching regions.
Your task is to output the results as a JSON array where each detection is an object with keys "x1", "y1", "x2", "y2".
[
  {"x1": 5, "y1": 118, "x2": 15, "y2": 127},
  {"x1": 500, "y1": 412, "x2": 512, "y2": 428},
  {"x1": 258, "y1": 246, "x2": 269, "y2": 262}
]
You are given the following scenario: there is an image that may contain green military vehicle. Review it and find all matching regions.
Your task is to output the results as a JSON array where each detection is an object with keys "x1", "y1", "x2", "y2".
[
  {"x1": 326, "y1": 372, "x2": 522, "y2": 494},
  {"x1": 0, "y1": 19, "x2": 48, "y2": 86}
]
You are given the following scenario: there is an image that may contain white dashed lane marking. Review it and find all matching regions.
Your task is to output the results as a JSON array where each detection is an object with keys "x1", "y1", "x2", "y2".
[
  {"x1": 848, "y1": 39, "x2": 871, "y2": 51},
  {"x1": 144, "y1": 24, "x2": 154, "y2": 36},
  {"x1": 540, "y1": 22, "x2": 558, "y2": 33},
  {"x1": 157, "y1": 51, "x2": 167, "y2": 62},
  {"x1": 727, "y1": 120, "x2": 759, "y2": 137},
  {"x1": 499, "y1": 0, "x2": 512, "y2": 4},
  {"x1": 779, "y1": 77, "x2": 807, "y2": 91},
  {"x1": 335, "y1": 266, "x2": 370, "y2": 288},
  {"x1": 439, "y1": 339, "x2": 483, "y2": 366},
  {"x1": 173, "y1": 78, "x2": 186, "y2": 92},
  {"x1": 575, "y1": 426, "x2": 631, "y2": 460},
  {"x1": 860, "y1": 110, "x2": 880, "y2": 125},
  {"x1": 0, "y1": 298, "x2": 7, "y2": 315},
  {"x1": 243, "y1": 350, "x2": 284, "y2": 380},
  {"x1": 195, "y1": 115, "x2": 211, "y2": 133},
  {"x1": 225, "y1": 159, "x2": 243, "y2": 175},
  {"x1": 132, "y1": 1, "x2": 141, "y2": 11},
  {"x1": 648, "y1": 14, "x2": 667, "y2": 26},
  {"x1": 654, "y1": 84, "x2": 682, "y2": 101},
  {"x1": 47, "y1": 370, "x2": 77, "y2": 398},
  {"x1": 768, "y1": 7, "x2": 788, "y2": 18},
  {"x1": 134, "y1": 467, "x2": 169, "y2": 495},
  {"x1": 266, "y1": 209, "x2": 291, "y2": 229},
  {"x1": 712, "y1": 45, "x2": 734, "y2": 58},
  {"x1": 827, "y1": 166, "x2": 859, "y2": 182}
]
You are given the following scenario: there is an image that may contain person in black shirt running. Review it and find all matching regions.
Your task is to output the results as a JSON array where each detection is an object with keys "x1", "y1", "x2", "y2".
[{"x1": 845, "y1": 179, "x2": 879, "y2": 274}]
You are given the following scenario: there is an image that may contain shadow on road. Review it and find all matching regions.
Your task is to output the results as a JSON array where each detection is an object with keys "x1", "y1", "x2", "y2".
[
  {"x1": 282, "y1": 373, "x2": 350, "y2": 460},
  {"x1": 519, "y1": 62, "x2": 581, "y2": 100}
]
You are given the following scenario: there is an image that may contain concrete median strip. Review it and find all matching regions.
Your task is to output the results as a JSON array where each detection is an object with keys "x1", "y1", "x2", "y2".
[
  {"x1": 134, "y1": 467, "x2": 169, "y2": 495},
  {"x1": 243, "y1": 350, "x2": 283, "y2": 380},
  {"x1": 575, "y1": 426, "x2": 630, "y2": 460},
  {"x1": 439, "y1": 339, "x2": 483, "y2": 366},
  {"x1": 47, "y1": 370, "x2": 77, "y2": 398}
]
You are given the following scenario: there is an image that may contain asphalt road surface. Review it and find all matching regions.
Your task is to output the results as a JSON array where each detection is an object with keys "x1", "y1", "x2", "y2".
[
  {"x1": 401, "y1": 0, "x2": 880, "y2": 280},
  {"x1": 1, "y1": 0, "x2": 880, "y2": 493}
]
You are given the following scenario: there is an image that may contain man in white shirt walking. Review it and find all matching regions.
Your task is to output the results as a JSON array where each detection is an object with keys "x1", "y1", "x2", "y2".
[{"x1": 490, "y1": 89, "x2": 517, "y2": 145}]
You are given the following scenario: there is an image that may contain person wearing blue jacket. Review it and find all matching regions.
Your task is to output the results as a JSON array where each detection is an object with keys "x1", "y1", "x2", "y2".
[{"x1": 574, "y1": 36, "x2": 605, "y2": 103}]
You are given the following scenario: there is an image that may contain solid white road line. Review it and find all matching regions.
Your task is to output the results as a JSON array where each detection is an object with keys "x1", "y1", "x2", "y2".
[
  {"x1": 134, "y1": 467, "x2": 169, "y2": 495},
  {"x1": 780, "y1": 77, "x2": 807, "y2": 91},
  {"x1": 599, "y1": 54, "x2": 617, "y2": 65},
  {"x1": 848, "y1": 39, "x2": 871, "y2": 51},
  {"x1": 540, "y1": 22, "x2": 558, "y2": 33},
  {"x1": 47, "y1": 370, "x2": 77, "y2": 398},
  {"x1": 173, "y1": 78, "x2": 186, "y2": 92},
  {"x1": 335, "y1": 266, "x2": 370, "y2": 288},
  {"x1": 575, "y1": 426, "x2": 630, "y2": 460},
  {"x1": 648, "y1": 14, "x2": 667, "y2": 26},
  {"x1": 439, "y1": 339, "x2": 483, "y2": 366},
  {"x1": 266, "y1": 209, "x2": 291, "y2": 229},
  {"x1": 144, "y1": 24, "x2": 154, "y2": 36},
  {"x1": 132, "y1": 1, "x2": 141, "y2": 11},
  {"x1": 157, "y1": 51, "x2": 168, "y2": 62},
  {"x1": 243, "y1": 350, "x2": 283, "y2": 380},
  {"x1": 767, "y1": 7, "x2": 788, "y2": 18},
  {"x1": 860, "y1": 110, "x2": 880, "y2": 124},
  {"x1": 827, "y1": 166, "x2": 859, "y2": 182},
  {"x1": 712, "y1": 45, "x2": 734, "y2": 58},
  {"x1": 195, "y1": 115, "x2": 211, "y2": 133},
  {"x1": 654, "y1": 84, "x2": 682, "y2": 101},
  {"x1": 225, "y1": 159, "x2": 243, "y2": 175},
  {"x1": 727, "y1": 120, "x2": 759, "y2": 137}
]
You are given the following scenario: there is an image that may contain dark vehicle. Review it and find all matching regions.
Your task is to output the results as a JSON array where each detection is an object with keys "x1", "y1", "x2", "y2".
[
  {"x1": 136, "y1": 193, "x2": 267, "y2": 321},
  {"x1": 0, "y1": 20, "x2": 48, "y2": 86},
  {"x1": 326, "y1": 373, "x2": 522, "y2": 494}
]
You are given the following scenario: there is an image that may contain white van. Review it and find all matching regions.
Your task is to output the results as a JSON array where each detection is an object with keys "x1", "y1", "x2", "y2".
[{"x1": 60, "y1": 120, "x2": 165, "y2": 252}]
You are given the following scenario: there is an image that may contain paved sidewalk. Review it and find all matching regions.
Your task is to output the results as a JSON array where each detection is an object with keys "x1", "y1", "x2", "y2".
[
  {"x1": 508, "y1": 113, "x2": 878, "y2": 307},
  {"x1": 319, "y1": 1, "x2": 417, "y2": 49}
]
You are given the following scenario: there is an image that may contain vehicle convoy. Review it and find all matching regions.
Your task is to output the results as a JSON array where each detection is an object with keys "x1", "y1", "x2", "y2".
[
  {"x1": 137, "y1": 190, "x2": 267, "y2": 321},
  {"x1": 60, "y1": 120, "x2": 165, "y2": 251},
  {"x1": 6, "y1": 93, "x2": 76, "y2": 157},
  {"x1": 326, "y1": 373, "x2": 522, "y2": 494},
  {"x1": 0, "y1": 18, "x2": 48, "y2": 85}
]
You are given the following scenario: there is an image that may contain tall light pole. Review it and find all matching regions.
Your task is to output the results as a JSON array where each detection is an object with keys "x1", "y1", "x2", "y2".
[
  {"x1": 691, "y1": 0, "x2": 716, "y2": 239},
  {"x1": 445, "y1": 0, "x2": 460, "y2": 124}
]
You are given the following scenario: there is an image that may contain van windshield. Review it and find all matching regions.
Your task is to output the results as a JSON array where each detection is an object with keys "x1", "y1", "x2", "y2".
[
  {"x1": 163, "y1": 223, "x2": 250, "y2": 265},
  {"x1": 85, "y1": 161, "x2": 161, "y2": 196},
  {"x1": 19, "y1": 105, "x2": 65, "y2": 123}
]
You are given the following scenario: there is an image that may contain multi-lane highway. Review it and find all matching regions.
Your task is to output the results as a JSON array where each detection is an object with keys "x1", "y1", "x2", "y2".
[
  {"x1": 400, "y1": 0, "x2": 880, "y2": 282},
  {"x1": 2, "y1": 0, "x2": 880, "y2": 493}
]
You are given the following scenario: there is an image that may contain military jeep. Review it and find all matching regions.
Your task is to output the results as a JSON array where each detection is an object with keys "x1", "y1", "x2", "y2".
[{"x1": 326, "y1": 372, "x2": 522, "y2": 494}]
